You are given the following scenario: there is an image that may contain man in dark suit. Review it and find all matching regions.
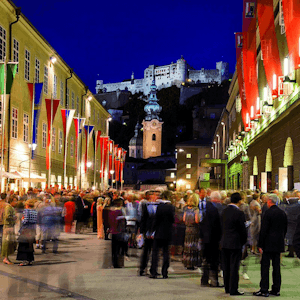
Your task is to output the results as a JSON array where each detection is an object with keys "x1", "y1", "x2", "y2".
[
  {"x1": 293, "y1": 214, "x2": 300, "y2": 259},
  {"x1": 200, "y1": 191, "x2": 222, "y2": 287},
  {"x1": 253, "y1": 194, "x2": 287, "y2": 297},
  {"x1": 221, "y1": 192, "x2": 247, "y2": 296},
  {"x1": 149, "y1": 196, "x2": 175, "y2": 279}
]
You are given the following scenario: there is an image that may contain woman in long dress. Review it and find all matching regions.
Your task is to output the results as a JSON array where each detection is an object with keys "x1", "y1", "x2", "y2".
[
  {"x1": 2, "y1": 196, "x2": 18, "y2": 265},
  {"x1": 16, "y1": 199, "x2": 37, "y2": 266},
  {"x1": 64, "y1": 196, "x2": 76, "y2": 233},
  {"x1": 182, "y1": 193, "x2": 201, "y2": 270},
  {"x1": 97, "y1": 197, "x2": 105, "y2": 239}
]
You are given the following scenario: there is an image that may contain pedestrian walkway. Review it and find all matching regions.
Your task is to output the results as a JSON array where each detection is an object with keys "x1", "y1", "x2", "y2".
[{"x1": 0, "y1": 233, "x2": 300, "y2": 299}]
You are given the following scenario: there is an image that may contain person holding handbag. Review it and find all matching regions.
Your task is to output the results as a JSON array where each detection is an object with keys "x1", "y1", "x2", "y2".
[{"x1": 17, "y1": 199, "x2": 37, "y2": 266}]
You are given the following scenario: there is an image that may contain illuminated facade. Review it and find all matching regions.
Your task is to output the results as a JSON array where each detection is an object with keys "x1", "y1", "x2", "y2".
[
  {"x1": 213, "y1": 0, "x2": 300, "y2": 192},
  {"x1": 0, "y1": 0, "x2": 110, "y2": 190},
  {"x1": 96, "y1": 57, "x2": 229, "y2": 96}
]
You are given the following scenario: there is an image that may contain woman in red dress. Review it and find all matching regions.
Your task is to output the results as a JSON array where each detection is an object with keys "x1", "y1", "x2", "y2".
[{"x1": 64, "y1": 196, "x2": 76, "y2": 233}]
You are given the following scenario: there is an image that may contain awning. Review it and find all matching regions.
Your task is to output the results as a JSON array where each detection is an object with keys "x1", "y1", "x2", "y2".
[
  {"x1": 13, "y1": 171, "x2": 47, "y2": 182},
  {"x1": 199, "y1": 159, "x2": 227, "y2": 167},
  {"x1": 0, "y1": 170, "x2": 22, "y2": 179}
]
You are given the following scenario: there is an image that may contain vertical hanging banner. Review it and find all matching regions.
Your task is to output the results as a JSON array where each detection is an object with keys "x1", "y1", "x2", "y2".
[
  {"x1": 257, "y1": 0, "x2": 283, "y2": 99},
  {"x1": 115, "y1": 147, "x2": 122, "y2": 182},
  {"x1": 45, "y1": 99, "x2": 60, "y2": 170},
  {"x1": 95, "y1": 130, "x2": 102, "y2": 152},
  {"x1": 84, "y1": 125, "x2": 94, "y2": 173},
  {"x1": 108, "y1": 140, "x2": 113, "y2": 179},
  {"x1": 0, "y1": 62, "x2": 18, "y2": 95},
  {"x1": 27, "y1": 83, "x2": 43, "y2": 158},
  {"x1": 120, "y1": 149, "x2": 127, "y2": 183},
  {"x1": 282, "y1": 0, "x2": 300, "y2": 71},
  {"x1": 100, "y1": 136, "x2": 109, "y2": 178},
  {"x1": 73, "y1": 117, "x2": 85, "y2": 167},
  {"x1": 242, "y1": 0, "x2": 259, "y2": 120}
]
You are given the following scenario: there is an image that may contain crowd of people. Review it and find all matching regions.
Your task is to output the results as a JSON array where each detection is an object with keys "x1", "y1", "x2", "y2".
[{"x1": 1, "y1": 186, "x2": 300, "y2": 297}]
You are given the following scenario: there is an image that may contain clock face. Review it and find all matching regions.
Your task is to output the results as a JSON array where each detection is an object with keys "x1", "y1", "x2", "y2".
[{"x1": 152, "y1": 122, "x2": 156, "y2": 126}]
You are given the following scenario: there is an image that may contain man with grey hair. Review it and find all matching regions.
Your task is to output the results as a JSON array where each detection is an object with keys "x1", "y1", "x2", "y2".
[{"x1": 253, "y1": 194, "x2": 287, "y2": 297}]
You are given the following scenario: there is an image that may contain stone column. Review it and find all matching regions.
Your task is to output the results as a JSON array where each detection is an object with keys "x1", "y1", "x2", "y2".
[{"x1": 242, "y1": 161, "x2": 249, "y2": 190}]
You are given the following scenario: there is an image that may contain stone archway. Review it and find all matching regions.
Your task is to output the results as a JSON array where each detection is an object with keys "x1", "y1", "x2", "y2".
[
  {"x1": 283, "y1": 137, "x2": 294, "y2": 191},
  {"x1": 265, "y1": 149, "x2": 272, "y2": 190}
]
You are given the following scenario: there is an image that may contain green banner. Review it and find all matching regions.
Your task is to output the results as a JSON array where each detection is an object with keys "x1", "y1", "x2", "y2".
[
  {"x1": 0, "y1": 63, "x2": 18, "y2": 95},
  {"x1": 0, "y1": 63, "x2": 4, "y2": 95},
  {"x1": 6, "y1": 63, "x2": 18, "y2": 94}
]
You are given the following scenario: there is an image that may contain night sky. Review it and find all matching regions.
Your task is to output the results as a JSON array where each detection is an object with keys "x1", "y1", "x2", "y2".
[{"x1": 13, "y1": 0, "x2": 243, "y2": 93}]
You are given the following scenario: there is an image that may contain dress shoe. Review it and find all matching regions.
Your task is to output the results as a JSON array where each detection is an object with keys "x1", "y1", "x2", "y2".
[
  {"x1": 162, "y1": 275, "x2": 168, "y2": 279},
  {"x1": 230, "y1": 291, "x2": 245, "y2": 296},
  {"x1": 149, "y1": 274, "x2": 157, "y2": 279},
  {"x1": 269, "y1": 291, "x2": 280, "y2": 296},
  {"x1": 253, "y1": 290, "x2": 269, "y2": 297}
]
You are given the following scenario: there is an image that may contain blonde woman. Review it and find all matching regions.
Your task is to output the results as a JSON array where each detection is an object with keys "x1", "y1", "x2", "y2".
[
  {"x1": 182, "y1": 193, "x2": 201, "y2": 270},
  {"x1": 97, "y1": 197, "x2": 105, "y2": 239}
]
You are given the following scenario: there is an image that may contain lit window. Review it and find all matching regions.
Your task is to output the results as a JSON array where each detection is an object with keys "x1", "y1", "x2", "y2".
[
  {"x1": 170, "y1": 172, "x2": 175, "y2": 178},
  {"x1": 13, "y1": 38, "x2": 19, "y2": 72},
  {"x1": 0, "y1": 25, "x2": 6, "y2": 61},
  {"x1": 186, "y1": 153, "x2": 191, "y2": 158},
  {"x1": 53, "y1": 75, "x2": 57, "y2": 98},
  {"x1": 186, "y1": 184, "x2": 191, "y2": 189},
  {"x1": 44, "y1": 66, "x2": 48, "y2": 94},
  {"x1": 42, "y1": 123, "x2": 47, "y2": 148},
  {"x1": 186, "y1": 174, "x2": 191, "y2": 179},
  {"x1": 186, "y1": 164, "x2": 191, "y2": 169},
  {"x1": 11, "y1": 108, "x2": 18, "y2": 139},
  {"x1": 23, "y1": 113, "x2": 29, "y2": 143},
  {"x1": 52, "y1": 127, "x2": 56, "y2": 151},
  {"x1": 35, "y1": 58, "x2": 40, "y2": 83},
  {"x1": 60, "y1": 81, "x2": 64, "y2": 106},
  {"x1": 59, "y1": 130, "x2": 63, "y2": 154},
  {"x1": 24, "y1": 49, "x2": 30, "y2": 81}
]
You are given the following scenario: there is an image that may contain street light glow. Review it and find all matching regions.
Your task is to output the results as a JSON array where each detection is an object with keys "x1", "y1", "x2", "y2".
[{"x1": 50, "y1": 56, "x2": 57, "y2": 64}]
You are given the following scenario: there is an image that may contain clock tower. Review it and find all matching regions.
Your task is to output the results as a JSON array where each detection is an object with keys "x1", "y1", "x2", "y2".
[{"x1": 142, "y1": 79, "x2": 163, "y2": 159}]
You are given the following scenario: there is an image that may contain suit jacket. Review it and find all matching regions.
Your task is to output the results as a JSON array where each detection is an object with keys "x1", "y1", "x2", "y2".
[
  {"x1": 140, "y1": 201, "x2": 159, "y2": 236},
  {"x1": 153, "y1": 201, "x2": 175, "y2": 241},
  {"x1": 220, "y1": 204, "x2": 247, "y2": 250},
  {"x1": 258, "y1": 205, "x2": 287, "y2": 253},
  {"x1": 293, "y1": 214, "x2": 300, "y2": 258},
  {"x1": 200, "y1": 201, "x2": 221, "y2": 244}
]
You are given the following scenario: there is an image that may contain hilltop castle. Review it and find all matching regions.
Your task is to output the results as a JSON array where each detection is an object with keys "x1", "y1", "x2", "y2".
[{"x1": 96, "y1": 56, "x2": 229, "y2": 96}]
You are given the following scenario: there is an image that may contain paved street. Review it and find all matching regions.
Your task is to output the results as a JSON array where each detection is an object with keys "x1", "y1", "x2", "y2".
[{"x1": 0, "y1": 232, "x2": 300, "y2": 300}]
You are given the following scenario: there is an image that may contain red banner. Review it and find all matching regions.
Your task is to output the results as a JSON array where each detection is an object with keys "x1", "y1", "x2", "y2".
[
  {"x1": 120, "y1": 150, "x2": 127, "y2": 183},
  {"x1": 100, "y1": 137, "x2": 109, "y2": 178},
  {"x1": 45, "y1": 99, "x2": 60, "y2": 170},
  {"x1": 115, "y1": 147, "x2": 122, "y2": 181},
  {"x1": 282, "y1": 0, "x2": 300, "y2": 71},
  {"x1": 108, "y1": 140, "x2": 113, "y2": 179},
  {"x1": 257, "y1": 0, "x2": 283, "y2": 100}
]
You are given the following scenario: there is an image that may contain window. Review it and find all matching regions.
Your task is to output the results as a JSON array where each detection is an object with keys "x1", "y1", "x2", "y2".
[
  {"x1": 186, "y1": 174, "x2": 191, "y2": 179},
  {"x1": 59, "y1": 130, "x2": 63, "y2": 154},
  {"x1": 97, "y1": 113, "x2": 100, "y2": 125},
  {"x1": 71, "y1": 91, "x2": 75, "y2": 109},
  {"x1": 44, "y1": 66, "x2": 48, "y2": 94},
  {"x1": 70, "y1": 136, "x2": 74, "y2": 157},
  {"x1": 186, "y1": 184, "x2": 191, "y2": 189},
  {"x1": 93, "y1": 106, "x2": 95, "y2": 121},
  {"x1": 42, "y1": 123, "x2": 47, "y2": 148},
  {"x1": 186, "y1": 153, "x2": 191, "y2": 158},
  {"x1": 60, "y1": 81, "x2": 64, "y2": 106},
  {"x1": 24, "y1": 49, "x2": 30, "y2": 81},
  {"x1": 13, "y1": 38, "x2": 19, "y2": 72},
  {"x1": 12, "y1": 108, "x2": 18, "y2": 139},
  {"x1": 186, "y1": 164, "x2": 191, "y2": 169},
  {"x1": 76, "y1": 96, "x2": 79, "y2": 114},
  {"x1": 35, "y1": 58, "x2": 40, "y2": 83},
  {"x1": 23, "y1": 113, "x2": 29, "y2": 143},
  {"x1": 170, "y1": 172, "x2": 175, "y2": 178},
  {"x1": 152, "y1": 134, "x2": 156, "y2": 141},
  {"x1": 131, "y1": 150, "x2": 134, "y2": 156},
  {"x1": 0, "y1": 25, "x2": 6, "y2": 61},
  {"x1": 53, "y1": 75, "x2": 57, "y2": 98},
  {"x1": 52, "y1": 127, "x2": 56, "y2": 151},
  {"x1": 210, "y1": 113, "x2": 216, "y2": 119},
  {"x1": 67, "y1": 88, "x2": 69, "y2": 107}
]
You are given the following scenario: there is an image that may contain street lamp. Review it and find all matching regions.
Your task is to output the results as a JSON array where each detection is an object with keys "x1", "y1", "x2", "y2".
[
  {"x1": 50, "y1": 56, "x2": 57, "y2": 64},
  {"x1": 216, "y1": 134, "x2": 220, "y2": 159},
  {"x1": 110, "y1": 170, "x2": 115, "y2": 188},
  {"x1": 86, "y1": 161, "x2": 92, "y2": 168}
]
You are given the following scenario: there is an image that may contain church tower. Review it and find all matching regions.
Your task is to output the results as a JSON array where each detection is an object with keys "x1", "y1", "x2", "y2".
[
  {"x1": 142, "y1": 79, "x2": 163, "y2": 159},
  {"x1": 129, "y1": 121, "x2": 143, "y2": 158}
]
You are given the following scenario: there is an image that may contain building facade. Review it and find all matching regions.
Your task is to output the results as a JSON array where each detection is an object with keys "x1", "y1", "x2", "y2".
[
  {"x1": 213, "y1": 0, "x2": 300, "y2": 193},
  {"x1": 96, "y1": 56, "x2": 229, "y2": 96},
  {"x1": 0, "y1": 0, "x2": 110, "y2": 191}
]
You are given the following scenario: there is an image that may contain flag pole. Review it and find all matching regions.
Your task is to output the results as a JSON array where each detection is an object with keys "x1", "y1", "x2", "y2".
[
  {"x1": 121, "y1": 149, "x2": 124, "y2": 191},
  {"x1": 0, "y1": 57, "x2": 6, "y2": 192},
  {"x1": 63, "y1": 112, "x2": 68, "y2": 189},
  {"x1": 76, "y1": 112, "x2": 80, "y2": 190},
  {"x1": 101, "y1": 138, "x2": 104, "y2": 190},
  {"x1": 93, "y1": 131, "x2": 96, "y2": 188},
  {"x1": 48, "y1": 94, "x2": 53, "y2": 188},
  {"x1": 28, "y1": 83, "x2": 35, "y2": 190}
]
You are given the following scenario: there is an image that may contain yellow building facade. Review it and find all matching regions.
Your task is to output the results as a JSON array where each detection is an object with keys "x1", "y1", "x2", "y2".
[{"x1": 0, "y1": 0, "x2": 110, "y2": 191}]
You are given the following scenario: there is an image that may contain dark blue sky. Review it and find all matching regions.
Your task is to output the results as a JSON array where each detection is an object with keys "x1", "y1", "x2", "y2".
[{"x1": 13, "y1": 0, "x2": 243, "y2": 93}]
